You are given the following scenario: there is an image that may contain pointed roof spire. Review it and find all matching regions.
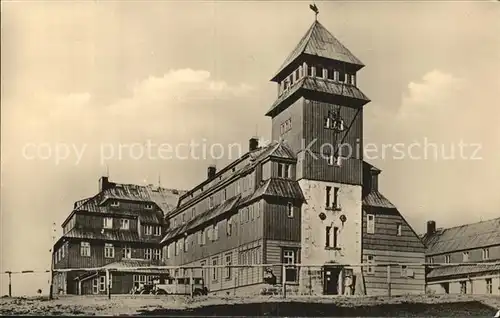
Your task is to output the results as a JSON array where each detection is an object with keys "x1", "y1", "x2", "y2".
[{"x1": 271, "y1": 19, "x2": 364, "y2": 82}]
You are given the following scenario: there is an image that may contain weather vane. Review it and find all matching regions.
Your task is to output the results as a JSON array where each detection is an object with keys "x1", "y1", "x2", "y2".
[{"x1": 309, "y1": 3, "x2": 319, "y2": 21}]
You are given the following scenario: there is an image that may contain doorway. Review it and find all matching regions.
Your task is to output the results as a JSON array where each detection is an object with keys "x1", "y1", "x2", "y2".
[{"x1": 323, "y1": 265, "x2": 342, "y2": 295}]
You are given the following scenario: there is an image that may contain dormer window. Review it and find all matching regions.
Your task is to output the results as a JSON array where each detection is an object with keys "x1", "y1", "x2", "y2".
[
  {"x1": 295, "y1": 68, "x2": 300, "y2": 81},
  {"x1": 350, "y1": 74, "x2": 356, "y2": 86},
  {"x1": 110, "y1": 200, "x2": 119, "y2": 207},
  {"x1": 103, "y1": 217, "x2": 113, "y2": 229},
  {"x1": 307, "y1": 65, "x2": 314, "y2": 77},
  {"x1": 277, "y1": 163, "x2": 292, "y2": 179},
  {"x1": 145, "y1": 203, "x2": 153, "y2": 210}
]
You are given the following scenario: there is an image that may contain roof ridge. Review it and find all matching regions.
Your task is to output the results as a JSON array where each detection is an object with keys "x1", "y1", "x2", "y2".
[{"x1": 438, "y1": 217, "x2": 500, "y2": 232}]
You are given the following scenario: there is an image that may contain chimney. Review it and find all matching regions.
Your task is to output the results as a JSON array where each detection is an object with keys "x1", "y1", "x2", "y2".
[
  {"x1": 207, "y1": 165, "x2": 217, "y2": 179},
  {"x1": 99, "y1": 176, "x2": 110, "y2": 192},
  {"x1": 370, "y1": 167, "x2": 381, "y2": 191},
  {"x1": 427, "y1": 220, "x2": 436, "y2": 236},
  {"x1": 249, "y1": 137, "x2": 259, "y2": 152}
]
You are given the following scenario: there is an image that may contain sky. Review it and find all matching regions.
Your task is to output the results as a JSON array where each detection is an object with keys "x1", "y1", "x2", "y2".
[{"x1": 1, "y1": 1, "x2": 499, "y2": 296}]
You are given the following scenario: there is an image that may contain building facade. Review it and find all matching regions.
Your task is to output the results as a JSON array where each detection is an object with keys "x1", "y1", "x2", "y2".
[
  {"x1": 422, "y1": 218, "x2": 500, "y2": 295},
  {"x1": 160, "y1": 18, "x2": 425, "y2": 296},
  {"x1": 51, "y1": 177, "x2": 183, "y2": 295}
]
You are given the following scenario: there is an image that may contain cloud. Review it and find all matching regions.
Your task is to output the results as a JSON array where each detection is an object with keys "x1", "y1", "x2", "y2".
[{"x1": 364, "y1": 69, "x2": 500, "y2": 231}]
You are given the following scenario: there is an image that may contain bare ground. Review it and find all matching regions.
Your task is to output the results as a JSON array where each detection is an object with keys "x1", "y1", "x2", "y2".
[{"x1": 0, "y1": 294, "x2": 499, "y2": 316}]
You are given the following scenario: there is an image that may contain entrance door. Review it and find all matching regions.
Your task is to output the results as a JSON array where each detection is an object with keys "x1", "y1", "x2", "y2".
[{"x1": 323, "y1": 266, "x2": 341, "y2": 295}]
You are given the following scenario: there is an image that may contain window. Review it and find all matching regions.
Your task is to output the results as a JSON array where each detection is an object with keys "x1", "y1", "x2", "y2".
[
  {"x1": 307, "y1": 65, "x2": 314, "y2": 77},
  {"x1": 192, "y1": 207, "x2": 196, "y2": 217},
  {"x1": 213, "y1": 223, "x2": 219, "y2": 241},
  {"x1": 223, "y1": 189, "x2": 227, "y2": 201},
  {"x1": 92, "y1": 277, "x2": 99, "y2": 294},
  {"x1": 333, "y1": 227, "x2": 339, "y2": 248},
  {"x1": 338, "y1": 70, "x2": 345, "y2": 82},
  {"x1": 327, "y1": 68, "x2": 335, "y2": 80},
  {"x1": 145, "y1": 203, "x2": 153, "y2": 210},
  {"x1": 295, "y1": 68, "x2": 300, "y2": 81},
  {"x1": 154, "y1": 226, "x2": 161, "y2": 236},
  {"x1": 173, "y1": 219, "x2": 177, "y2": 228},
  {"x1": 283, "y1": 249, "x2": 297, "y2": 282},
  {"x1": 444, "y1": 255, "x2": 451, "y2": 263},
  {"x1": 367, "y1": 214, "x2": 375, "y2": 234},
  {"x1": 80, "y1": 242, "x2": 91, "y2": 257},
  {"x1": 226, "y1": 217, "x2": 233, "y2": 236},
  {"x1": 122, "y1": 245, "x2": 131, "y2": 259},
  {"x1": 397, "y1": 223, "x2": 402, "y2": 236},
  {"x1": 182, "y1": 214, "x2": 186, "y2": 224},
  {"x1": 99, "y1": 275, "x2": 106, "y2": 291},
  {"x1": 482, "y1": 248, "x2": 489, "y2": 260},
  {"x1": 326, "y1": 154, "x2": 341, "y2": 167},
  {"x1": 144, "y1": 225, "x2": 153, "y2": 235},
  {"x1": 401, "y1": 265, "x2": 408, "y2": 277},
  {"x1": 201, "y1": 229, "x2": 206, "y2": 245},
  {"x1": 174, "y1": 240, "x2": 179, "y2": 256},
  {"x1": 120, "y1": 219, "x2": 129, "y2": 230},
  {"x1": 316, "y1": 65, "x2": 324, "y2": 78},
  {"x1": 209, "y1": 196, "x2": 214, "y2": 209},
  {"x1": 157, "y1": 248, "x2": 166, "y2": 261},
  {"x1": 460, "y1": 281, "x2": 467, "y2": 294},
  {"x1": 287, "y1": 202, "x2": 293, "y2": 218},
  {"x1": 462, "y1": 252, "x2": 469, "y2": 262},
  {"x1": 486, "y1": 278, "x2": 492, "y2": 294},
  {"x1": 333, "y1": 119, "x2": 344, "y2": 132},
  {"x1": 350, "y1": 74, "x2": 356, "y2": 85},
  {"x1": 333, "y1": 187, "x2": 340, "y2": 210},
  {"x1": 184, "y1": 237, "x2": 189, "y2": 252},
  {"x1": 110, "y1": 200, "x2": 119, "y2": 207},
  {"x1": 325, "y1": 226, "x2": 331, "y2": 247},
  {"x1": 103, "y1": 217, "x2": 113, "y2": 229},
  {"x1": 225, "y1": 253, "x2": 232, "y2": 279},
  {"x1": 166, "y1": 244, "x2": 171, "y2": 259},
  {"x1": 145, "y1": 248, "x2": 152, "y2": 260},
  {"x1": 133, "y1": 275, "x2": 147, "y2": 287},
  {"x1": 212, "y1": 257, "x2": 219, "y2": 281},
  {"x1": 367, "y1": 255, "x2": 375, "y2": 274},
  {"x1": 104, "y1": 243, "x2": 114, "y2": 258},
  {"x1": 326, "y1": 186, "x2": 331, "y2": 208},
  {"x1": 428, "y1": 257, "x2": 434, "y2": 264}
]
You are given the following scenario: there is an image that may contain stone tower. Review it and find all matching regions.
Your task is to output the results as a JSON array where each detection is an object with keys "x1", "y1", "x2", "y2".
[{"x1": 266, "y1": 18, "x2": 370, "y2": 294}]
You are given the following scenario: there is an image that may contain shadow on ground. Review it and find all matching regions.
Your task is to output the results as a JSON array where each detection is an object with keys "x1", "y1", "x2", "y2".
[{"x1": 137, "y1": 300, "x2": 497, "y2": 317}]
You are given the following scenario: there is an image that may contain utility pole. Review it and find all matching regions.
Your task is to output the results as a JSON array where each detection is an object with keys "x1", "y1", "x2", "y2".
[
  {"x1": 49, "y1": 222, "x2": 56, "y2": 300},
  {"x1": 5, "y1": 271, "x2": 12, "y2": 297}
]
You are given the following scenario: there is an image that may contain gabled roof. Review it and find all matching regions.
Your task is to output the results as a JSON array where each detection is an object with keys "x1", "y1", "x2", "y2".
[
  {"x1": 266, "y1": 76, "x2": 370, "y2": 117},
  {"x1": 63, "y1": 183, "x2": 186, "y2": 227},
  {"x1": 249, "y1": 178, "x2": 305, "y2": 202},
  {"x1": 422, "y1": 217, "x2": 500, "y2": 256},
  {"x1": 362, "y1": 191, "x2": 396, "y2": 209},
  {"x1": 271, "y1": 20, "x2": 364, "y2": 82}
]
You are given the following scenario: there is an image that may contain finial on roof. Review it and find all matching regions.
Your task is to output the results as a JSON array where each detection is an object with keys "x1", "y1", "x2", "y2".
[
  {"x1": 309, "y1": 3, "x2": 319, "y2": 21},
  {"x1": 105, "y1": 164, "x2": 110, "y2": 178},
  {"x1": 158, "y1": 173, "x2": 161, "y2": 188}
]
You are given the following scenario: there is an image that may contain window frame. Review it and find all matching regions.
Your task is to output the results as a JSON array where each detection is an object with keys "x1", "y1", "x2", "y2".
[
  {"x1": 367, "y1": 214, "x2": 375, "y2": 234},
  {"x1": 104, "y1": 243, "x2": 114, "y2": 258}
]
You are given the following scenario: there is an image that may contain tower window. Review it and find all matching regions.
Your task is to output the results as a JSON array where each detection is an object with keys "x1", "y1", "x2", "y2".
[
  {"x1": 338, "y1": 70, "x2": 346, "y2": 82},
  {"x1": 325, "y1": 186, "x2": 331, "y2": 208},
  {"x1": 350, "y1": 74, "x2": 356, "y2": 86},
  {"x1": 295, "y1": 69, "x2": 300, "y2": 81},
  {"x1": 316, "y1": 65, "x2": 324, "y2": 78},
  {"x1": 308, "y1": 65, "x2": 314, "y2": 77},
  {"x1": 397, "y1": 223, "x2": 402, "y2": 236},
  {"x1": 327, "y1": 68, "x2": 335, "y2": 80},
  {"x1": 333, "y1": 187, "x2": 340, "y2": 210}
]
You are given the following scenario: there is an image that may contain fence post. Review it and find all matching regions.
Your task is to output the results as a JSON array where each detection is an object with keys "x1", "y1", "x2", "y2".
[
  {"x1": 7, "y1": 272, "x2": 12, "y2": 297},
  {"x1": 386, "y1": 265, "x2": 391, "y2": 297},
  {"x1": 106, "y1": 269, "x2": 111, "y2": 300},
  {"x1": 189, "y1": 268, "x2": 194, "y2": 298},
  {"x1": 282, "y1": 264, "x2": 286, "y2": 299}
]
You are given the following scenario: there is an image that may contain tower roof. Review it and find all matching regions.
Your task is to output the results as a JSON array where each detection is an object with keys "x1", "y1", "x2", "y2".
[{"x1": 271, "y1": 20, "x2": 364, "y2": 82}]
